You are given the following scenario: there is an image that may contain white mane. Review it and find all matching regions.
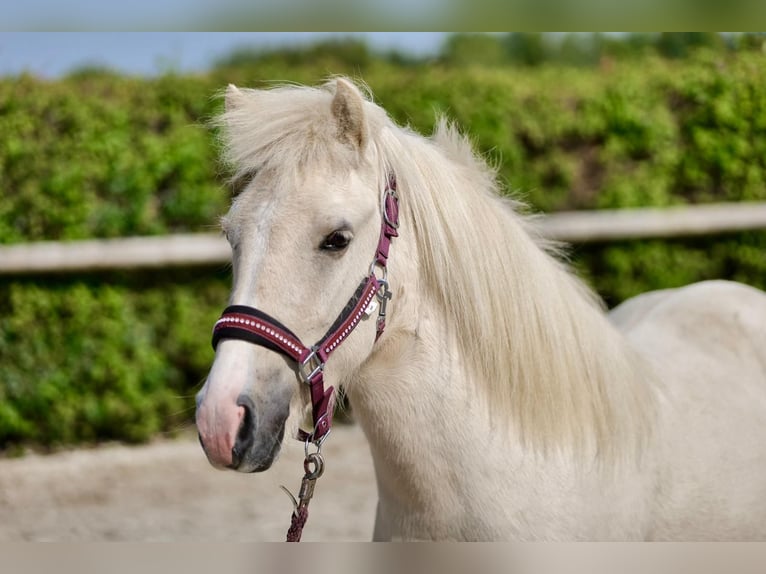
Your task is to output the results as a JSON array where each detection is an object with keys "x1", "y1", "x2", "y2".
[
  {"x1": 217, "y1": 79, "x2": 657, "y2": 459},
  {"x1": 374, "y1": 114, "x2": 656, "y2": 459}
]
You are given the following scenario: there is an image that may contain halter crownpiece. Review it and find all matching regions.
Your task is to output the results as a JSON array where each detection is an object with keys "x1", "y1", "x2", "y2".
[{"x1": 210, "y1": 174, "x2": 399, "y2": 541}]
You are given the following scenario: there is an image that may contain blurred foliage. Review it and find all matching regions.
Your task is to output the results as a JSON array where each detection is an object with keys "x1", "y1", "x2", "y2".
[
  {"x1": 214, "y1": 37, "x2": 376, "y2": 72},
  {"x1": 2, "y1": 36, "x2": 766, "y2": 448},
  {"x1": 436, "y1": 32, "x2": 763, "y2": 68},
  {"x1": 0, "y1": 269, "x2": 229, "y2": 449},
  {"x1": 0, "y1": 73, "x2": 225, "y2": 244}
]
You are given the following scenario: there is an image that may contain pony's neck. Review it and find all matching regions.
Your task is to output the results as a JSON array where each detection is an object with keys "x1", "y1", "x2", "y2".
[
  {"x1": 349, "y1": 292, "x2": 502, "y2": 539},
  {"x1": 363, "y1": 121, "x2": 657, "y2": 461}
]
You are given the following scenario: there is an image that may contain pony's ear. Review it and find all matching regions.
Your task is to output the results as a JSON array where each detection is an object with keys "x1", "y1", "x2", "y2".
[
  {"x1": 225, "y1": 84, "x2": 247, "y2": 113},
  {"x1": 331, "y1": 79, "x2": 368, "y2": 151}
]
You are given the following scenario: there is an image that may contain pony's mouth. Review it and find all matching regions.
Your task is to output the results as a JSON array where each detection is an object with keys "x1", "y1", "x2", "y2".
[
  {"x1": 231, "y1": 418, "x2": 287, "y2": 473},
  {"x1": 238, "y1": 423, "x2": 285, "y2": 472}
]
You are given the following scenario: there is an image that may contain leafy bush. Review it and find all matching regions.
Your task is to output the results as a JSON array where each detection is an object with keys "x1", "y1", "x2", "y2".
[
  {"x1": 0, "y1": 270, "x2": 229, "y2": 449},
  {"x1": 2, "y1": 51, "x2": 766, "y2": 448},
  {"x1": 0, "y1": 73, "x2": 225, "y2": 243}
]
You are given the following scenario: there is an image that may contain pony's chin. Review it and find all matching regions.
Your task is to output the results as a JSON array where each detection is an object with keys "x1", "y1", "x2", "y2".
[{"x1": 235, "y1": 421, "x2": 286, "y2": 473}]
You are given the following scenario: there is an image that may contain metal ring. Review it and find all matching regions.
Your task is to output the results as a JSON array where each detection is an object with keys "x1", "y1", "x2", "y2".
[
  {"x1": 368, "y1": 260, "x2": 388, "y2": 283},
  {"x1": 303, "y1": 425, "x2": 330, "y2": 459},
  {"x1": 303, "y1": 452, "x2": 325, "y2": 479}
]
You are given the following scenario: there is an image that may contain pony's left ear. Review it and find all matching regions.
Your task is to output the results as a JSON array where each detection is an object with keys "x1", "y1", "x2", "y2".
[
  {"x1": 224, "y1": 84, "x2": 247, "y2": 113},
  {"x1": 331, "y1": 79, "x2": 368, "y2": 152}
]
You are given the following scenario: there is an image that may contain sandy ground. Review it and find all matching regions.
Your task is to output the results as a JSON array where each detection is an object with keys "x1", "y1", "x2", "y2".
[{"x1": 0, "y1": 423, "x2": 377, "y2": 542}]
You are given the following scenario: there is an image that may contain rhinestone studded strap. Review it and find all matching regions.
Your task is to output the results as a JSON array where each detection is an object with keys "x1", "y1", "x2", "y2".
[
  {"x1": 212, "y1": 305, "x2": 307, "y2": 362},
  {"x1": 315, "y1": 275, "x2": 379, "y2": 363}
]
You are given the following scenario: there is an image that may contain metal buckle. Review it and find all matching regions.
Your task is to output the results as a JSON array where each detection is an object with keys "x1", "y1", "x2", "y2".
[
  {"x1": 383, "y1": 188, "x2": 399, "y2": 230},
  {"x1": 298, "y1": 347, "x2": 323, "y2": 384}
]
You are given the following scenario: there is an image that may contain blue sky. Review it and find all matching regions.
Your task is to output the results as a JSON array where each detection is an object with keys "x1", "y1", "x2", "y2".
[{"x1": 0, "y1": 33, "x2": 450, "y2": 78}]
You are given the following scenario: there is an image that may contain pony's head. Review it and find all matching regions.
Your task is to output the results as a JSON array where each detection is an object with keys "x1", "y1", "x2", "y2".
[{"x1": 196, "y1": 79, "x2": 392, "y2": 471}]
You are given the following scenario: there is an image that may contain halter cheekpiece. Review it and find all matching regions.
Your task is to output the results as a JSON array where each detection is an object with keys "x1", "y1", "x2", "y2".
[{"x1": 210, "y1": 174, "x2": 399, "y2": 541}]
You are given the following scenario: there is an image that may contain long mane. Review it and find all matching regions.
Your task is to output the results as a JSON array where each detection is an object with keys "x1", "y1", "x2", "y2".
[
  {"x1": 219, "y1": 78, "x2": 657, "y2": 459},
  {"x1": 370, "y1": 90, "x2": 657, "y2": 459}
]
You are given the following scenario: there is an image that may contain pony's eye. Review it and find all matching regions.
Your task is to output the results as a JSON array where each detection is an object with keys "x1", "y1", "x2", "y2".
[{"x1": 320, "y1": 230, "x2": 352, "y2": 252}]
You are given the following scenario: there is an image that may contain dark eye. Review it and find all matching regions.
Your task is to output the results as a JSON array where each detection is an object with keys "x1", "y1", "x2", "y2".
[
  {"x1": 320, "y1": 230, "x2": 352, "y2": 252},
  {"x1": 221, "y1": 227, "x2": 237, "y2": 249}
]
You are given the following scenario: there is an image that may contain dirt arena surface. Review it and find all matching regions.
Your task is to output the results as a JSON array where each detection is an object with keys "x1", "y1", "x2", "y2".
[{"x1": 0, "y1": 423, "x2": 377, "y2": 542}]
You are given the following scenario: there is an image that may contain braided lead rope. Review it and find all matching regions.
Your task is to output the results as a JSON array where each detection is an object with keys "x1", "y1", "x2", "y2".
[
  {"x1": 286, "y1": 506, "x2": 309, "y2": 542},
  {"x1": 283, "y1": 450, "x2": 324, "y2": 542}
]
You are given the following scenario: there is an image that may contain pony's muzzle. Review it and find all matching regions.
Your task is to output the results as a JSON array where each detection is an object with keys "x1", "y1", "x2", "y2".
[{"x1": 195, "y1": 390, "x2": 254, "y2": 470}]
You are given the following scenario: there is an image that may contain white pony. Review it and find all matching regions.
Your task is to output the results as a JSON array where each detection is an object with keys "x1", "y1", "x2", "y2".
[{"x1": 195, "y1": 77, "x2": 766, "y2": 540}]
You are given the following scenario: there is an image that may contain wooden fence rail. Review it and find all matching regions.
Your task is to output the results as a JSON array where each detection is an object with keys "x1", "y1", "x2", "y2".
[{"x1": 2, "y1": 202, "x2": 766, "y2": 274}]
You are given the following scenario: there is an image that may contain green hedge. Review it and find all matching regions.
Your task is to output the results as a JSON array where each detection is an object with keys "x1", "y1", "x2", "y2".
[
  {"x1": 0, "y1": 73, "x2": 225, "y2": 243},
  {"x1": 2, "y1": 52, "x2": 766, "y2": 448},
  {"x1": 0, "y1": 270, "x2": 228, "y2": 449}
]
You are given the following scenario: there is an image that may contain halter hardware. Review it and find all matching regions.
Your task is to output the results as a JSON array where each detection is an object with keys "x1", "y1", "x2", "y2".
[
  {"x1": 382, "y1": 187, "x2": 400, "y2": 230},
  {"x1": 298, "y1": 347, "x2": 323, "y2": 385}
]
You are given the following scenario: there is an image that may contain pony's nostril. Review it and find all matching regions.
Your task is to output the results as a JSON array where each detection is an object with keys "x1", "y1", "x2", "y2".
[{"x1": 230, "y1": 396, "x2": 256, "y2": 469}]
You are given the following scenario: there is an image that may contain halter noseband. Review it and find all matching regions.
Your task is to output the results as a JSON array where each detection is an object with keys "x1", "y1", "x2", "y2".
[{"x1": 211, "y1": 175, "x2": 399, "y2": 446}]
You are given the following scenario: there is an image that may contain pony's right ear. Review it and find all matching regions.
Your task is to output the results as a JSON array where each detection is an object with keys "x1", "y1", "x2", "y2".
[
  {"x1": 225, "y1": 84, "x2": 247, "y2": 113},
  {"x1": 331, "y1": 78, "x2": 368, "y2": 152}
]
